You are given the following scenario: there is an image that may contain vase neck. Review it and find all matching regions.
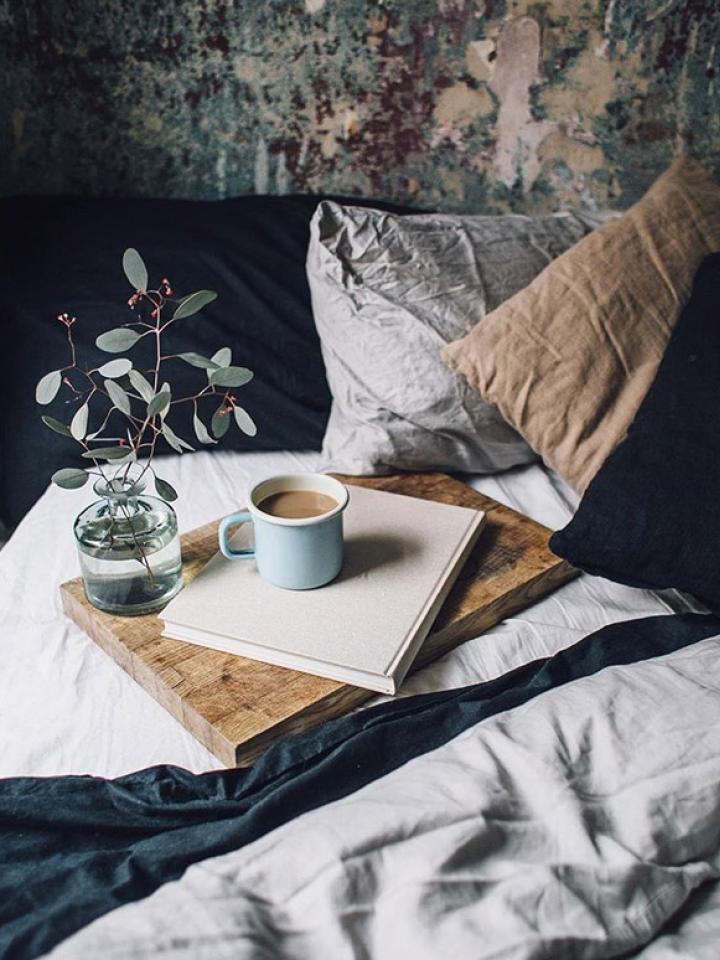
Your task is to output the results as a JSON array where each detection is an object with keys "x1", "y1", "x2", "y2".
[{"x1": 93, "y1": 476, "x2": 146, "y2": 514}]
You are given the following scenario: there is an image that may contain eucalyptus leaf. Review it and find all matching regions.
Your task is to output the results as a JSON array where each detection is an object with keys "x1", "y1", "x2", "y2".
[
  {"x1": 128, "y1": 369, "x2": 155, "y2": 402},
  {"x1": 178, "y1": 352, "x2": 219, "y2": 370},
  {"x1": 154, "y1": 476, "x2": 178, "y2": 502},
  {"x1": 51, "y1": 467, "x2": 89, "y2": 490},
  {"x1": 193, "y1": 413, "x2": 216, "y2": 445},
  {"x1": 208, "y1": 347, "x2": 231, "y2": 383},
  {"x1": 159, "y1": 382, "x2": 171, "y2": 420},
  {"x1": 36, "y1": 370, "x2": 62, "y2": 405},
  {"x1": 147, "y1": 389, "x2": 171, "y2": 418},
  {"x1": 41, "y1": 415, "x2": 71, "y2": 437},
  {"x1": 211, "y1": 347, "x2": 231, "y2": 368},
  {"x1": 96, "y1": 328, "x2": 141, "y2": 353},
  {"x1": 161, "y1": 423, "x2": 182, "y2": 453},
  {"x1": 122, "y1": 247, "x2": 148, "y2": 292},
  {"x1": 172, "y1": 289, "x2": 217, "y2": 321},
  {"x1": 210, "y1": 366, "x2": 254, "y2": 388},
  {"x1": 161, "y1": 421, "x2": 194, "y2": 453},
  {"x1": 105, "y1": 379, "x2": 132, "y2": 416},
  {"x1": 211, "y1": 404, "x2": 231, "y2": 439},
  {"x1": 233, "y1": 405, "x2": 257, "y2": 437},
  {"x1": 81, "y1": 445, "x2": 133, "y2": 461},
  {"x1": 70, "y1": 403, "x2": 89, "y2": 441},
  {"x1": 98, "y1": 358, "x2": 132, "y2": 378}
]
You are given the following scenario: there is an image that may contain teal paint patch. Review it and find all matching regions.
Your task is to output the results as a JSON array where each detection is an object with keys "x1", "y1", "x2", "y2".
[{"x1": 0, "y1": 0, "x2": 718, "y2": 212}]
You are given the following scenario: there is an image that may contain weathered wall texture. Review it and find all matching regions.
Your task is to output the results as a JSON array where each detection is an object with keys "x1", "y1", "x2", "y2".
[{"x1": 2, "y1": 0, "x2": 718, "y2": 212}]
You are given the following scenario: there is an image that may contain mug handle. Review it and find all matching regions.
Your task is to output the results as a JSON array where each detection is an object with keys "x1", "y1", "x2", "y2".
[{"x1": 218, "y1": 511, "x2": 255, "y2": 560}]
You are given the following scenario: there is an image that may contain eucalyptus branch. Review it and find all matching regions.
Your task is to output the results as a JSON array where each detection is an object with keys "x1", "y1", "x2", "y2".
[{"x1": 36, "y1": 247, "x2": 257, "y2": 513}]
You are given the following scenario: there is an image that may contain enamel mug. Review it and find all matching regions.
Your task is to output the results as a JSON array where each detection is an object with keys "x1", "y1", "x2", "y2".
[{"x1": 218, "y1": 474, "x2": 349, "y2": 590}]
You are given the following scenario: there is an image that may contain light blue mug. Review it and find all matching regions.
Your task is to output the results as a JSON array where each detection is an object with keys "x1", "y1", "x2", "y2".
[{"x1": 218, "y1": 474, "x2": 349, "y2": 590}]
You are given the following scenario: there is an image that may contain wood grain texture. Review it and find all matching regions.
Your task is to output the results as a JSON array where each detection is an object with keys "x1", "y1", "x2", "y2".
[{"x1": 61, "y1": 473, "x2": 578, "y2": 767}]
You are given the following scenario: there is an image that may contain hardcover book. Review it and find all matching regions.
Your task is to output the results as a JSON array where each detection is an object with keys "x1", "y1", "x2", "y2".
[{"x1": 161, "y1": 485, "x2": 485, "y2": 694}]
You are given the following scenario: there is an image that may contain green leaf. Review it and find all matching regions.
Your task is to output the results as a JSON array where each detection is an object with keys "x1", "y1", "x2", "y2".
[
  {"x1": 147, "y1": 389, "x2": 171, "y2": 418},
  {"x1": 208, "y1": 347, "x2": 231, "y2": 383},
  {"x1": 36, "y1": 370, "x2": 62, "y2": 405},
  {"x1": 154, "y1": 475, "x2": 178, "y2": 502},
  {"x1": 172, "y1": 290, "x2": 217, "y2": 321},
  {"x1": 178, "y1": 352, "x2": 219, "y2": 370},
  {"x1": 42, "y1": 415, "x2": 71, "y2": 437},
  {"x1": 233, "y1": 405, "x2": 257, "y2": 437},
  {"x1": 210, "y1": 366, "x2": 254, "y2": 388},
  {"x1": 128, "y1": 369, "x2": 155, "y2": 402},
  {"x1": 211, "y1": 347, "x2": 231, "y2": 368},
  {"x1": 122, "y1": 248, "x2": 148, "y2": 292},
  {"x1": 193, "y1": 412, "x2": 216, "y2": 445},
  {"x1": 70, "y1": 402, "x2": 89, "y2": 441},
  {"x1": 162, "y1": 423, "x2": 183, "y2": 453},
  {"x1": 158, "y1": 382, "x2": 171, "y2": 420},
  {"x1": 98, "y1": 358, "x2": 132, "y2": 378},
  {"x1": 96, "y1": 328, "x2": 141, "y2": 353},
  {"x1": 161, "y1": 421, "x2": 194, "y2": 453},
  {"x1": 105, "y1": 379, "x2": 132, "y2": 416},
  {"x1": 81, "y1": 445, "x2": 133, "y2": 461},
  {"x1": 211, "y1": 404, "x2": 231, "y2": 439},
  {"x1": 51, "y1": 467, "x2": 89, "y2": 490}
]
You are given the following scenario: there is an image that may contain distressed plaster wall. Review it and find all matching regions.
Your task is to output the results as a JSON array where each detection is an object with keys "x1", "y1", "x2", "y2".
[{"x1": 1, "y1": 0, "x2": 718, "y2": 212}]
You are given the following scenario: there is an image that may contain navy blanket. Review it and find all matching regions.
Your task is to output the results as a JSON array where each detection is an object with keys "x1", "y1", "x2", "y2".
[{"x1": 3, "y1": 612, "x2": 720, "y2": 960}]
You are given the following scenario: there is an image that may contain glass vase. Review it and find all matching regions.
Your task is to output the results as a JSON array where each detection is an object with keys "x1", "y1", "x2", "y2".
[{"x1": 74, "y1": 477, "x2": 183, "y2": 616}]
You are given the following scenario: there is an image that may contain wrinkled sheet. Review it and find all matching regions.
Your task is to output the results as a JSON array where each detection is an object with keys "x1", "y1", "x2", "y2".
[
  {"x1": 0, "y1": 452, "x2": 671, "y2": 779},
  {"x1": 50, "y1": 632, "x2": 720, "y2": 959},
  {"x1": 4, "y1": 450, "x2": 700, "y2": 957}
]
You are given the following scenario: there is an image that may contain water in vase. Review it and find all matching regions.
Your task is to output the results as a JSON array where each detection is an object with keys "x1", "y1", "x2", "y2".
[{"x1": 74, "y1": 479, "x2": 183, "y2": 616}]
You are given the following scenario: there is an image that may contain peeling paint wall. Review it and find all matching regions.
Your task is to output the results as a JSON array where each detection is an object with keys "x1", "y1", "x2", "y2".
[{"x1": 1, "y1": 0, "x2": 718, "y2": 212}]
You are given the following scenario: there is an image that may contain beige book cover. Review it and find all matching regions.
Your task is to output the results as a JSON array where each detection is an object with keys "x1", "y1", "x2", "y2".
[{"x1": 162, "y1": 485, "x2": 485, "y2": 694}]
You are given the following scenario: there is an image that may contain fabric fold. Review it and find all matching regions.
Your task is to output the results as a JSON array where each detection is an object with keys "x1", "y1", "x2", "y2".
[{"x1": 2, "y1": 612, "x2": 720, "y2": 960}]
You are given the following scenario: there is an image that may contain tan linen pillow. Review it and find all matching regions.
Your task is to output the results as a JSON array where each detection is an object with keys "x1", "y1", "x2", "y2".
[{"x1": 442, "y1": 156, "x2": 720, "y2": 492}]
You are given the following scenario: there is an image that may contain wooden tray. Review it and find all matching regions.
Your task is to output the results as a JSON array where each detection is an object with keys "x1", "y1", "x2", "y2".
[{"x1": 61, "y1": 473, "x2": 577, "y2": 767}]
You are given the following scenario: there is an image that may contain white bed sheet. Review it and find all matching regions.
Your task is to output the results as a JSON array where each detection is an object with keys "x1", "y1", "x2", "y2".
[
  {"x1": 0, "y1": 451, "x2": 671, "y2": 779},
  {"x1": 51, "y1": 625, "x2": 720, "y2": 960}
]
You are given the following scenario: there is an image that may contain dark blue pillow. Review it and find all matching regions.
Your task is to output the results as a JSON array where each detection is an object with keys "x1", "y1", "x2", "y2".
[
  {"x1": 0, "y1": 194, "x2": 414, "y2": 527},
  {"x1": 550, "y1": 253, "x2": 720, "y2": 610}
]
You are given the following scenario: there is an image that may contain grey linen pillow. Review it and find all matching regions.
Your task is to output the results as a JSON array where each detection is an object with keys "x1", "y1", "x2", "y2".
[{"x1": 307, "y1": 201, "x2": 593, "y2": 476}]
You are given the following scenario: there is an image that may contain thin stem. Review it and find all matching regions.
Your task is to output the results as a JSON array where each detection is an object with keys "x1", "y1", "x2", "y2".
[
  {"x1": 169, "y1": 385, "x2": 226, "y2": 405},
  {"x1": 67, "y1": 325, "x2": 76, "y2": 367},
  {"x1": 117, "y1": 499, "x2": 157, "y2": 587}
]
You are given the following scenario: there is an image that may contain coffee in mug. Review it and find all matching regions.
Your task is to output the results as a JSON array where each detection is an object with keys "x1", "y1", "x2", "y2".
[{"x1": 257, "y1": 490, "x2": 338, "y2": 519}]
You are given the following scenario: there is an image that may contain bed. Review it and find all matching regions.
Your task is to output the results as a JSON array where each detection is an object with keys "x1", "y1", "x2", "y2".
[
  {"x1": 5, "y1": 450, "x2": 720, "y2": 960},
  {"x1": 4, "y1": 169, "x2": 720, "y2": 959}
]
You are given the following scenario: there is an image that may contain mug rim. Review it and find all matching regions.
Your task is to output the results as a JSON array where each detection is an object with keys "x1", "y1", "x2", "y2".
[{"x1": 248, "y1": 473, "x2": 349, "y2": 527}]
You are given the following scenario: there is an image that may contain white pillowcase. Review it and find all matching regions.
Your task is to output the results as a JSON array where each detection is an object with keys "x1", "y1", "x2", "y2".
[{"x1": 307, "y1": 201, "x2": 592, "y2": 476}]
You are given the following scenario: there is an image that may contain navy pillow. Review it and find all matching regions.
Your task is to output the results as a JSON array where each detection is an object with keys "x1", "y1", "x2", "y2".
[
  {"x1": 0, "y1": 194, "x2": 413, "y2": 527},
  {"x1": 550, "y1": 253, "x2": 720, "y2": 610}
]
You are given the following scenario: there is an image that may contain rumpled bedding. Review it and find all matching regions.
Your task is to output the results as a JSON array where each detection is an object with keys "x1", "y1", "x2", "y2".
[
  {"x1": 47, "y1": 623, "x2": 720, "y2": 960},
  {"x1": 1, "y1": 610, "x2": 713, "y2": 960},
  {"x1": 2, "y1": 449, "x2": 709, "y2": 959}
]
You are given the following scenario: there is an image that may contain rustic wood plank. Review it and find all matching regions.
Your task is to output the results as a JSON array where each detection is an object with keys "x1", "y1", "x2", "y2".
[{"x1": 60, "y1": 473, "x2": 578, "y2": 767}]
